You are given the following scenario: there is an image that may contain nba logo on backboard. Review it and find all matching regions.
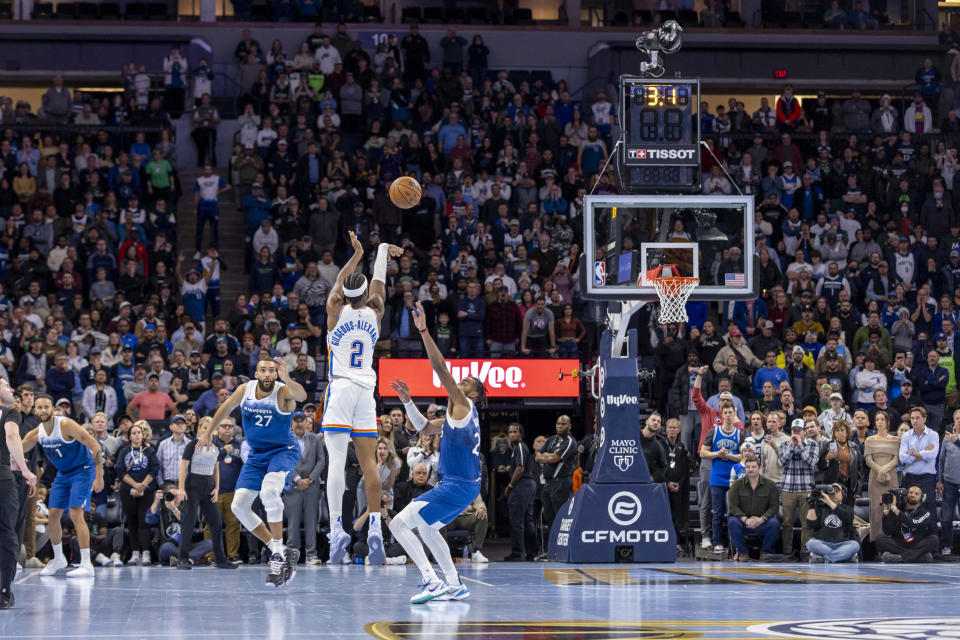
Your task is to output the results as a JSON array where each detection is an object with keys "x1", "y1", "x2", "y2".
[{"x1": 594, "y1": 261, "x2": 606, "y2": 286}]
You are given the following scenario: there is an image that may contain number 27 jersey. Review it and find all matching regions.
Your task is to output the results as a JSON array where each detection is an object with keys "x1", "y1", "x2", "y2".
[{"x1": 327, "y1": 305, "x2": 379, "y2": 389}]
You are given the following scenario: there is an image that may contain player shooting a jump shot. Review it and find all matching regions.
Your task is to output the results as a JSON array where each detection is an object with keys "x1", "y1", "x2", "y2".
[
  {"x1": 323, "y1": 230, "x2": 403, "y2": 565},
  {"x1": 388, "y1": 300, "x2": 486, "y2": 603}
]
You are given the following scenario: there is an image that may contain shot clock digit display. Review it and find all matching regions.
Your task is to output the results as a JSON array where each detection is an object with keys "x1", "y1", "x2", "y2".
[{"x1": 621, "y1": 77, "x2": 700, "y2": 191}]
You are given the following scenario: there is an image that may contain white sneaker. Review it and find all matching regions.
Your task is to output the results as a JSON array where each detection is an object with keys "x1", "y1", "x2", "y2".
[
  {"x1": 385, "y1": 556, "x2": 407, "y2": 565},
  {"x1": 40, "y1": 557, "x2": 68, "y2": 576},
  {"x1": 471, "y1": 550, "x2": 489, "y2": 563},
  {"x1": 67, "y1": 564, "x2": 95, "y2": 579},
  {"x1": 109, "y1": 553, "x2": 125, "y2": 567},
  {"x1": 700, "y1": 538, "x2": 713, "y2": 549},
  {"x1": 713, "y1": 545, "x2": 727, "y2": 554},
  {"x1": 941, "y1": 547, "x2": 953, "y2": 556},
  {"x1": 328, "y1": 527, "x2": 351, "y2": 565},
  {"x1": 410, "y1": 579, "x2": 449, "y2": 604},
  {"x1": 367, "y1": 529, "x2": 386, "y2": 565},
  {"x1": 129, "y1": 551, "x2": 141, "y2": 565},
  {"x1": 141, "y1": 551, "x2": 151, "y2": 565},
  {"x1": 95, "y1": 553, "x2": 111, "y2": 567},
  {"x1": 436, "y1": 583, "x2": 470, "y2": 601}
]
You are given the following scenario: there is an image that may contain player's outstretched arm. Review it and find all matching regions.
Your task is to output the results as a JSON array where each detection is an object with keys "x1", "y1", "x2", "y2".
[
  {"x1": 368, "y1": 242, "x2": 404, "y2": 321},
  {"x1": 390, "y1": 377, "x2": 443, "y2": 436},
  {"x1": 20, "y1": 427, "x2": 39, "y2": 453},
  {"x1": 210, "y1": 383, "x2": 247, "y2": 432},
  {"x1": 413, "y1": 301, "x2": 470, "y2": 420},
  {"x1": 62, "y1": 418, "x2": 104, "y2": 492},
  {"x1": 274, "y1": 357, "x2": 307, "y2": 409},
  {"x1": 327, "y1": 231, "x2": 366, "y2": 331}
]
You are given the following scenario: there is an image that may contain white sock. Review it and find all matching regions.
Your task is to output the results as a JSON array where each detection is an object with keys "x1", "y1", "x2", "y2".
[
  {"x1": 332, "y1": 515, "x2": 344, "y2": 533},
  {"x1": 268, "y1": 539, "x2": 285, "y2": 555},
  {"x1": 420, "y1": 525, "x2": 460, "y2": 587},
  {"x1": 52, "y1": 543, "x2": 65, "y2": 562},
  {"x1": 389, "y1": 520, "x2": 437, "y2": 583},
  {"x1": 80, "y1": 548, "x2": 91, "y2": 566},
  {"x1": 369, "y1": 512, "x2": 381, "y2": 533}
]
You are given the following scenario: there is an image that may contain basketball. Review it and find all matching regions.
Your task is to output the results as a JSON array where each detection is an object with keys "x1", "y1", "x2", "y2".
[{"x1": 389, "y1": 176, "x2": 422, "y2": 209}]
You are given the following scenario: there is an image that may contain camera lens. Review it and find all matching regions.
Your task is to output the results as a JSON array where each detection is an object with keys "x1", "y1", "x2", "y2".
[{"x1": 164, "y1": 491, "x2": 175, "y2": 502}]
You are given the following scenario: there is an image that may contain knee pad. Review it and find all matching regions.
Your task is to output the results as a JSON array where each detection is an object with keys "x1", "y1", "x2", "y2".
[
  {"x1": 231, "y1": 489, "x2": 262, "y2": 532},
  {"x1": 260, "y1": 472, "x2": 287, "y2": 524}
]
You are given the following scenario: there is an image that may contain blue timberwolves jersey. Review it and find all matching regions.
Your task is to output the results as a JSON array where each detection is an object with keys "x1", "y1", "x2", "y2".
[
  {"x1": 241, "y1": 381, "x2": 295, "y2": 453},
  {"x1": 437, "y1": 400, "x2": 481, "y2": 484},
  {"x1": 709, "y1": 425, "x2": 741, "y2": 487},
  {"x1": 39, "y1": 416, "x2": 94, "y2": 473}
]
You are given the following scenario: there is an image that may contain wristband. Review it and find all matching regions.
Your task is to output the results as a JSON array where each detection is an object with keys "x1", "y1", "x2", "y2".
[
  {"x1": 508, "y1": 484, "x2": 515, "y2": 489},
  {"x1": 419, "y1": 327, "x2": 428, "y2": 334}
]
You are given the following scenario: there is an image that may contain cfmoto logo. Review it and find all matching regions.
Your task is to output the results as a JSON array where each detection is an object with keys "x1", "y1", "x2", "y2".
[{"x1": 608, "y1": 491, "x2": 642, "y2": 526}]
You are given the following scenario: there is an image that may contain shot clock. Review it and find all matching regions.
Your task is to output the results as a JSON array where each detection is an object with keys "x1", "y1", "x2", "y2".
[{"x1": 621, "y1": 77, "x2": 700, "y2": 191}]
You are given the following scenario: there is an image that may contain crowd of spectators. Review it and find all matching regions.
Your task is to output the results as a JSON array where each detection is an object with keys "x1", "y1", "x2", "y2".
[{"x1": 3, "y1": 16, "x2": 960, "y2": 568}]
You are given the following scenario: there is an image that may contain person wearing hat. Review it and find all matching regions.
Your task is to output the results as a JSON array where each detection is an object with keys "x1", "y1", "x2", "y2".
[
  {"x1": 786, "y1": 345, "x2": 815, "y2": 404},
  {"x1": 282, "y1": 411, "x2": 325, "y2": 565},
  {"x1": 128, "y1": 372, "x2": 176, "y2": 434},
  {"x1": 890, "y1": 375, "x2": 922, "y2": 418},
  {"x1": 804, "y1": 480, "x2": 859, "y2": 563},
  {"x1": 711, "y1": 327, "x2": 761, "y2": 375},
  {"x1": 777, "y1": 418, "x2": 821, "y2": 558},
  {"x1": 818, "y1": 392, "x2": 852, "y2": 437}
]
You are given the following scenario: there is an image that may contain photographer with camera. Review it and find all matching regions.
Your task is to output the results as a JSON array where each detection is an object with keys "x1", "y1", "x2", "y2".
[
  {"x1": 876, "y1": 484, "x2": 939, "y2": 563},
  {"x1": 805, "y1": 482, "x2": 860, "y2": 563}
]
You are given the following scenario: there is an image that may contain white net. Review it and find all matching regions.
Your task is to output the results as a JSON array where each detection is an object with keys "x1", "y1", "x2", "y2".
[{"x1": 652, "y1": 277, "x2": 699, "y2": 324}]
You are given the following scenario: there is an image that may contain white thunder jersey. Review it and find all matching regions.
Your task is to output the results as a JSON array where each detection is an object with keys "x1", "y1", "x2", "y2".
[{"x1": 327, "y1": 305, "x2": 379, "y2": 389}]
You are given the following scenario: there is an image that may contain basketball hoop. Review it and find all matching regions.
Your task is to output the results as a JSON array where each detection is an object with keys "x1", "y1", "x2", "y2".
[{"x1": 642, "y1": 264, "x2": 699, "y2": 324}]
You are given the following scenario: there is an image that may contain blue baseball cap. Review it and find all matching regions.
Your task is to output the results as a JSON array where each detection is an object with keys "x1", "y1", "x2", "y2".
[
  {"x1": 292, "y1": 411, "x2": 306, "y2": 420},
  {"x1": 935, "y1": 332, "x2": 948, "y2": 341},
  {"x1": 171, "y1": 414, "x2": 186, "y2": 423}
]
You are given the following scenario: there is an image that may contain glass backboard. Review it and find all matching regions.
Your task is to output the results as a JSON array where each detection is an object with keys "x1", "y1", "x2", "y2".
[{"x1": 583, "y1": 194, "x2": 756, "y2": 301}]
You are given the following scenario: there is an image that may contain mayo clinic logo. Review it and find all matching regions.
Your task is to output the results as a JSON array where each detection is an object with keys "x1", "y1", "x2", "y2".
[
  {"x1": 607, "y1": 491, "x2": 642, "y2": 526},
  {"x1": 614, "y1": 455, "x2": 634, "y2": 472}
]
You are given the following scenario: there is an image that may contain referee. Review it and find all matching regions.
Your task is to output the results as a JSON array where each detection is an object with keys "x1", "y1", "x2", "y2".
[
  {"x1": 504, "y1": 423, "x2": 537, "y2": 561},
  {"x1": 534, "y1": 415, "x2": 578, "y2": 539},
  {"x1": 1, "y1": 379, "x2": 36, "y2": 609}
]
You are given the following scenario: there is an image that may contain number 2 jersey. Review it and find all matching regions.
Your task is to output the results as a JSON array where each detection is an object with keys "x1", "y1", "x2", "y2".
[
  {"x1": 437, "y1": 399, "x2": 482, "y2": 485},
  {"x1": 327, "y1": 304, "x2": 379, "y2": 389},
  {"x1": 240, "y1": 380, "x2": 295, "y2": 454}
]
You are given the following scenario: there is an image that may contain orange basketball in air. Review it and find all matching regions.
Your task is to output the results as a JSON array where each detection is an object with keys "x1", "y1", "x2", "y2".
[{"x1": 389, "y1": 176, "x2": 422, "y2": 209}]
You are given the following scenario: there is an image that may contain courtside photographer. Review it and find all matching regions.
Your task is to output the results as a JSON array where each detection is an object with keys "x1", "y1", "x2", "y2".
[
  {"x1": 876, "y1": 485, "x2": 939, "y2": 563},
  {"x1": 805, "y1": 482, "x2": 859, "y2": 563}
]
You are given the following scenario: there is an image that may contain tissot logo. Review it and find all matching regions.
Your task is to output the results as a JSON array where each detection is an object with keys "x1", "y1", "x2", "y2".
[
  {"x1": 628, "y1": 148, "x2": 695, "y2": 160},
  {"x1": 627, "y1": 149, "x2": 647, "y2": 159}
]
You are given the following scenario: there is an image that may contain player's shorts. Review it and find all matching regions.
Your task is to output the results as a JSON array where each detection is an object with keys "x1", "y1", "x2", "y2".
[
  {"x1": 48, "y1": 465, "x2": 96, "y2": 511},
  {"x1": 414, "y1": 478, "x2": 481, "y2": 529},
  {"x1": 236, "y1": 446, "x2": 300, "y2": 492},
  {"x1": 320, "y1": 377, "x2": 378, "y2": 438}
]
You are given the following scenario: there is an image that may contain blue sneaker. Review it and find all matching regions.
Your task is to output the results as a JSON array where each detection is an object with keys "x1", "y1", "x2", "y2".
[
  {"x1": 435, "y1": 584, "x2": 470, "y2": 601},
  {"x1": 410, "y1": 579, "x2": 449, "y2": 604},
  {"x1": 367, "y1": 529, "x2": 386, "y2": 565},
  {"x1": 328, "y1": 527, "x2": 351, "y2": 565}
]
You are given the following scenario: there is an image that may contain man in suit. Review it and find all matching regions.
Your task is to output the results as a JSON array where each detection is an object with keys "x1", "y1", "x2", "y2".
[{"x1": 283, "y1": 412, "x2": 325, "y2": 565}]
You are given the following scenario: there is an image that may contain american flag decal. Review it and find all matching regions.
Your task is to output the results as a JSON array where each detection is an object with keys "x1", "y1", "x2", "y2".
[{"x1": 725, "y1": 273, "x2": 745, "y2": 287}]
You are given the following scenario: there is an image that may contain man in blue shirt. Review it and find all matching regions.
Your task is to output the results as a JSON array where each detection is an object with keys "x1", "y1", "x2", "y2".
[
  {"x1": 916, "y1": 350, "x2": 949, "y2": 432},
  {"x1": 194, "y1": 372, "x2": 225, "y2": 417},
  {"x1": 753, "y1": 350, "x2": 789, "y2": 398},
  {"x1": 899, "y1": 406, "x2": 940, "y2": 517},
  {"x1": 457, "y1": 281, "x2": 485, "y2": 356}
]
